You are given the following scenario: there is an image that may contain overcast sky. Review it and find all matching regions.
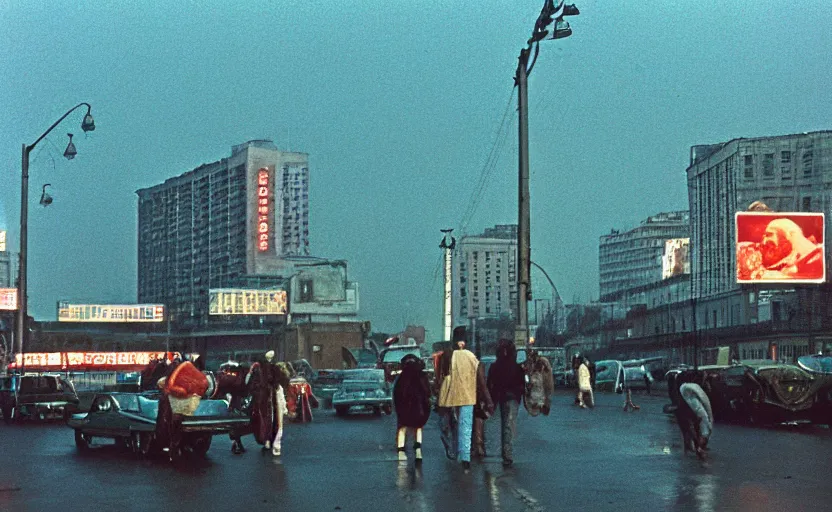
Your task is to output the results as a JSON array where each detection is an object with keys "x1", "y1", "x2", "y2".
[{"x1": 1, "y1": 1, "x2": 831, "y2": 339}]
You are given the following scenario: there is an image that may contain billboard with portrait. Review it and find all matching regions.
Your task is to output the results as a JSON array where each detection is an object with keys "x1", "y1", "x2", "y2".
[
  {"x1": 662, "y1": 238, "x2": 690, "y2": 279},
  {"x1": 736, "y1": 212, "x2": 825, "y2": 284}
]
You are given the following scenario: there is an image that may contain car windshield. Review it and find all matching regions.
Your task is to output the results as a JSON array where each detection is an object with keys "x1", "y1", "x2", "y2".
[
  {"x1": 595, "y1": 361, "x2": 620, "y2": 380},
  {"x1": 113, "y1": 394, "x2": 140, "y2": 413},
  {"x1": 382, "y1": 349, "x2": 420, "y2": 363},
  {"x1": 138, "y1": 396, "x2": 159, "y2": 418},
  {"x1": 19, "y1": 376, "x2": 58, "y2": 394}
]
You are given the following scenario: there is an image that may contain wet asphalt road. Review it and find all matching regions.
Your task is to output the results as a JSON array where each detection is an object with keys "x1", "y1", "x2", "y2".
[{"x1": 0, "y1": 390, "x2": 830, "y2": 512}]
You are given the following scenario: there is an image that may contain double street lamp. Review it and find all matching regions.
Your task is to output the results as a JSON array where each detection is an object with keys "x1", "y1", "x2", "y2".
[
  {"x1": 16, "y1": 103, "x2": 95, "y2": 361},
  {"x1": 516, "y1": 1, "x2": 579, "y2": 347}
]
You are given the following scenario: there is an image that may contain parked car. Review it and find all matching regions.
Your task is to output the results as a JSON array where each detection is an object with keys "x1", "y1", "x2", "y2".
[
  {"x1": 332, "y1": 369, "x2": 392, "y2": 417},
  {"x1": 666, "y1": 361, "x2": 832, "y2": 426},
  {"x1": 66, "y1": 392, "x2": 250, "y2": 456},
  {"x1": 314, "y1": 368, "x2": 391, "y2": 406},
  {"x1": 622, "y1": 360, "x2": 655, "y2": 391},
  {"x1": 1, "y1": 373, "x2": 80, "y2": 423},
  {"x1": 593, "y1": 360, "x2": 624, "y2": 393},
  {"x1": 797, "y1": 354, "x2": 832, "y2": 376}
]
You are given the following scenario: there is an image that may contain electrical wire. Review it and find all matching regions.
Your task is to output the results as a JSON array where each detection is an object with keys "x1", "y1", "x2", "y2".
[{"x1": 458, "y1": 86, "x2": 517, "y2": 234}]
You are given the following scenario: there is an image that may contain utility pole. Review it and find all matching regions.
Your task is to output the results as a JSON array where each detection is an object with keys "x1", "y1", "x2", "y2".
[
  {"x1": 440, "y1": 229, "x2": 456, "y2": 342},
  {"x1": 514, "y1": 1, "x2": 579, "y2": 349},
  {"x1": 516, "y1": 46, "x2": 532, "y2": 351}
]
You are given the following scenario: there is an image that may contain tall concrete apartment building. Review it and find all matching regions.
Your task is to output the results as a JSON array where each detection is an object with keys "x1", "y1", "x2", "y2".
[
  {"x1": 687, "y1": 131, "x2": 832, "y2": 333},
  {"x1": 136, "y1": 140, "x2": 310, "y2": 326},
  {"x1": 453, "y1": 224, "x2": 518, "y2": 327},
  {"x1": 599, "y1": 211, "x2": 689, "y2": 301},
  {"x1": 0, "y1": 231, "x2": 17, "y2": 288}
]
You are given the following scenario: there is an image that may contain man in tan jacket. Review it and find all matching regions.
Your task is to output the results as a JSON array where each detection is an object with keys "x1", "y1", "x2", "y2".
[{"x1": 435, "y1": 326, "x2": 479, "y2": 470}]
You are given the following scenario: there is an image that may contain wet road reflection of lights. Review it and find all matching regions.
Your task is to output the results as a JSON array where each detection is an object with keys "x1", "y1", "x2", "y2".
[
  {"x1": 395, "y1": 460, "x2": 429, "y2": 511},
  {"x1": 486, "y1": 472, "x2": 501, "y2": 511}
]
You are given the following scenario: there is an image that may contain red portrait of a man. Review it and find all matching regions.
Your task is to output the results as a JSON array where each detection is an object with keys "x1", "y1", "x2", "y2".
[{"x1": 736, "y1": 212, "x2": 825, "y2": 283}]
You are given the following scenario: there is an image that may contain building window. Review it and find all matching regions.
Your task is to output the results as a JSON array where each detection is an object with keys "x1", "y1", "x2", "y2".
[
  {"x1": 781, "y1": 165, "x2": 791, "y2": 180},
  {"x1": 802, "y1": 197, "x2": 812, "y2": 212},
  {"x1": 781, "y1": 150, "x2": 791, "y2": 164},
  {"x1": 763, "y1": 153, "x2": 774, "y2": 179},
  {"x1": 743, "y1": 155, "x2": 754, "y2": 179},
  {"x1": 803, "y1": 150, "x2": 814, "y2": 176}
]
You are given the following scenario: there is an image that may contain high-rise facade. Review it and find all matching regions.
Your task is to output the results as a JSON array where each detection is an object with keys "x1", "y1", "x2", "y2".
[
  {"x1": 687, "y1": 131, "x2": 832, "y2": 329},
  {"x1": 136, "y1": 140, "x2": 310, "y2": 326},
  {"x1": 0, "y1": 230, "x2": 17, "y2": 289},
  {"x1": 453, "y1": 224, "x2": 518, "y2": 326},
  {"x1": 599, "y1": 211, "x2": 689, "y2": 301}
]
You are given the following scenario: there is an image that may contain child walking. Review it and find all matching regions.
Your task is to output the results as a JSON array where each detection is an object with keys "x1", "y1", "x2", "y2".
[{"x1": 393, "y1": 354, "x2": 432, "y2": 462}]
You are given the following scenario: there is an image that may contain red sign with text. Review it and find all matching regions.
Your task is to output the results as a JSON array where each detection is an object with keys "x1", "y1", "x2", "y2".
[
  {"x1": 257, "y1": 168, "x2": 270, "y2": 252},
  {"x1": 8, "y1": 351, "x2": 178, "y2": 372}
]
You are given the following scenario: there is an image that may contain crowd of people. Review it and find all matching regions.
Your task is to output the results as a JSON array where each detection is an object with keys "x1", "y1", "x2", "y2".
[
  {"x1": 145, "y1": 329, "x2": 714, "y2": 466},
  {"x1": 391, "y1": 326, "x2": 554, "y2": 471},
  {"x1": 145, "y1": 351, "x2": 320, "y2": 461}
]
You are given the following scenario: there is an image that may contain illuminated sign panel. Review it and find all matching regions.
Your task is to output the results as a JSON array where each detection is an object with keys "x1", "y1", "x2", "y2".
[
  {"x1": 0, "y1": 230, "x2": 6, "y2": 252},
  {"x1": 256, "y1": 168, "x2": 270, "y2": 252},
  {"x1": 9, "y1": 351, "x2": 174, "y2": 371},
  {"x1": 662, "y1": 238, "x2": 690, "y2": 279},
  {"x1": 58, "y1": 303, "x2": 165, "y2": 322},
  {"x1": 0, "y1": 288, "x2": 17, "y2": 311},
  {"x1": 736, "y1": 212, "x2": 825, "y2": 284},
  {"x1": 208, "y1": 288, "x2": 287, "y2": 315}
]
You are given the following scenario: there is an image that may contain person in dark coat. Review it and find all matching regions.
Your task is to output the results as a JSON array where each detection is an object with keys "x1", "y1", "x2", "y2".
[
  {"x1": 393, "y1": 354, "x2": 431, "y2": 462},
  {"x1": 471, "y1": 361, "x2": 495, "y2": 459},
  {"x1": 487, "y1": 339, "x2": 526, "y2": 468}
]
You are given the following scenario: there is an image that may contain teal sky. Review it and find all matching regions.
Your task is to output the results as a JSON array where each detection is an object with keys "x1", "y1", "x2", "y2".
[{"x1": 1, "y1": 1, "x2": 831, "y2": 340}]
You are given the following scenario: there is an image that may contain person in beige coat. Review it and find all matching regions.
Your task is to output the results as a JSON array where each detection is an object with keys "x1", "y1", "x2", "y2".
[{"x1": 435, "y1": 327, "x2": 479, "y2": 470}]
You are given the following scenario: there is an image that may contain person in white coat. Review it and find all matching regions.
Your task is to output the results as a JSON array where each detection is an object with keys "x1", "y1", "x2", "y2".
[{"x1": 677, "y1": 382, "x2": 713, "y2": 460}]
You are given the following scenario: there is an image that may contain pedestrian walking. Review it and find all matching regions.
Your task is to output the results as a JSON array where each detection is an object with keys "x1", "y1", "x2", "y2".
[
  {"x1": 675, "y1": 382, "x2": 713, "y2": 460},
  {"x1": 270, "y1": 360, "x2": 291, "y2": 456},
  {"x1": 471, "y1": 361, "x2": 494, "y2": 459},
  {"x1": 523, "y1": 349, "x2": 554, "y2": 416},
  {"x1": 393, "y1": 354, "x2": 431, "y2": 463},
  {"x1": 436, "y1": 326, "x2": 480, "y2": 471},
  {"x1": 577, "y1": 357, "x2": 594, "y2": 409},
  {"x1": 487, "y1": 339, "x2": 525, "y2": 468}
]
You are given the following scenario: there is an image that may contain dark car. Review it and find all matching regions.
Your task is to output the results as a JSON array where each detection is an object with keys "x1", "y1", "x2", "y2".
[
  {"x1": 1, "y1": 374, "x2": 80, "y2": 423},
  {"x1": 66, "y1": 392, "x2": 250, "y2": 456},
  {"x1": 332, "y1": 369, "x2": 392, "y2": 417},
  {"x1": 666, "y1": 361, "x2": 832, "y2": 426}
]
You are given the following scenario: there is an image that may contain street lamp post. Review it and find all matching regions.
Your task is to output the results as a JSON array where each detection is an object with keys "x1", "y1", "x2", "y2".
[
  {"x1": 515, "y1": 1, "x2": 579, "y2": 348},
  {"x1": 16, "y1": 103, "x2": 95, "y2": 363}
]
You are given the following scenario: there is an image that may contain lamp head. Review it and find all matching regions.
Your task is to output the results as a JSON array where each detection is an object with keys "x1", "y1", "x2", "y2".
[
  {"x1": 40, "y1": 184, "x2": 53, "y2": 207},
  {"x1": 551, "y1": 19, "x2": 573, "y2": 39},
  {"x1": 562, "y1": 4, "x2": 580, "y2": 16},
  {"x1": 81, "y1": 112, "x2": 95, "y2": 132},
  {"x1": 63, "y1": 133, "x2": 77, "y2": 160}
]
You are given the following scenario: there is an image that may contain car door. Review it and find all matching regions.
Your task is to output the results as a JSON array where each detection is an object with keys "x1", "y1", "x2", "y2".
[{"x1": 82, "y1": 395, "x2": 117, "y2": 437}]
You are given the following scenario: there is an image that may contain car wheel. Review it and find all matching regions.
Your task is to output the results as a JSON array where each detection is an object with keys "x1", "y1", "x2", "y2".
[
  {"x1": 335, "y1": 406, "x2": 348, "y2": 417},
  {"x1": 74, "y1": 430, "x2": 92, "y2": 451}
]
